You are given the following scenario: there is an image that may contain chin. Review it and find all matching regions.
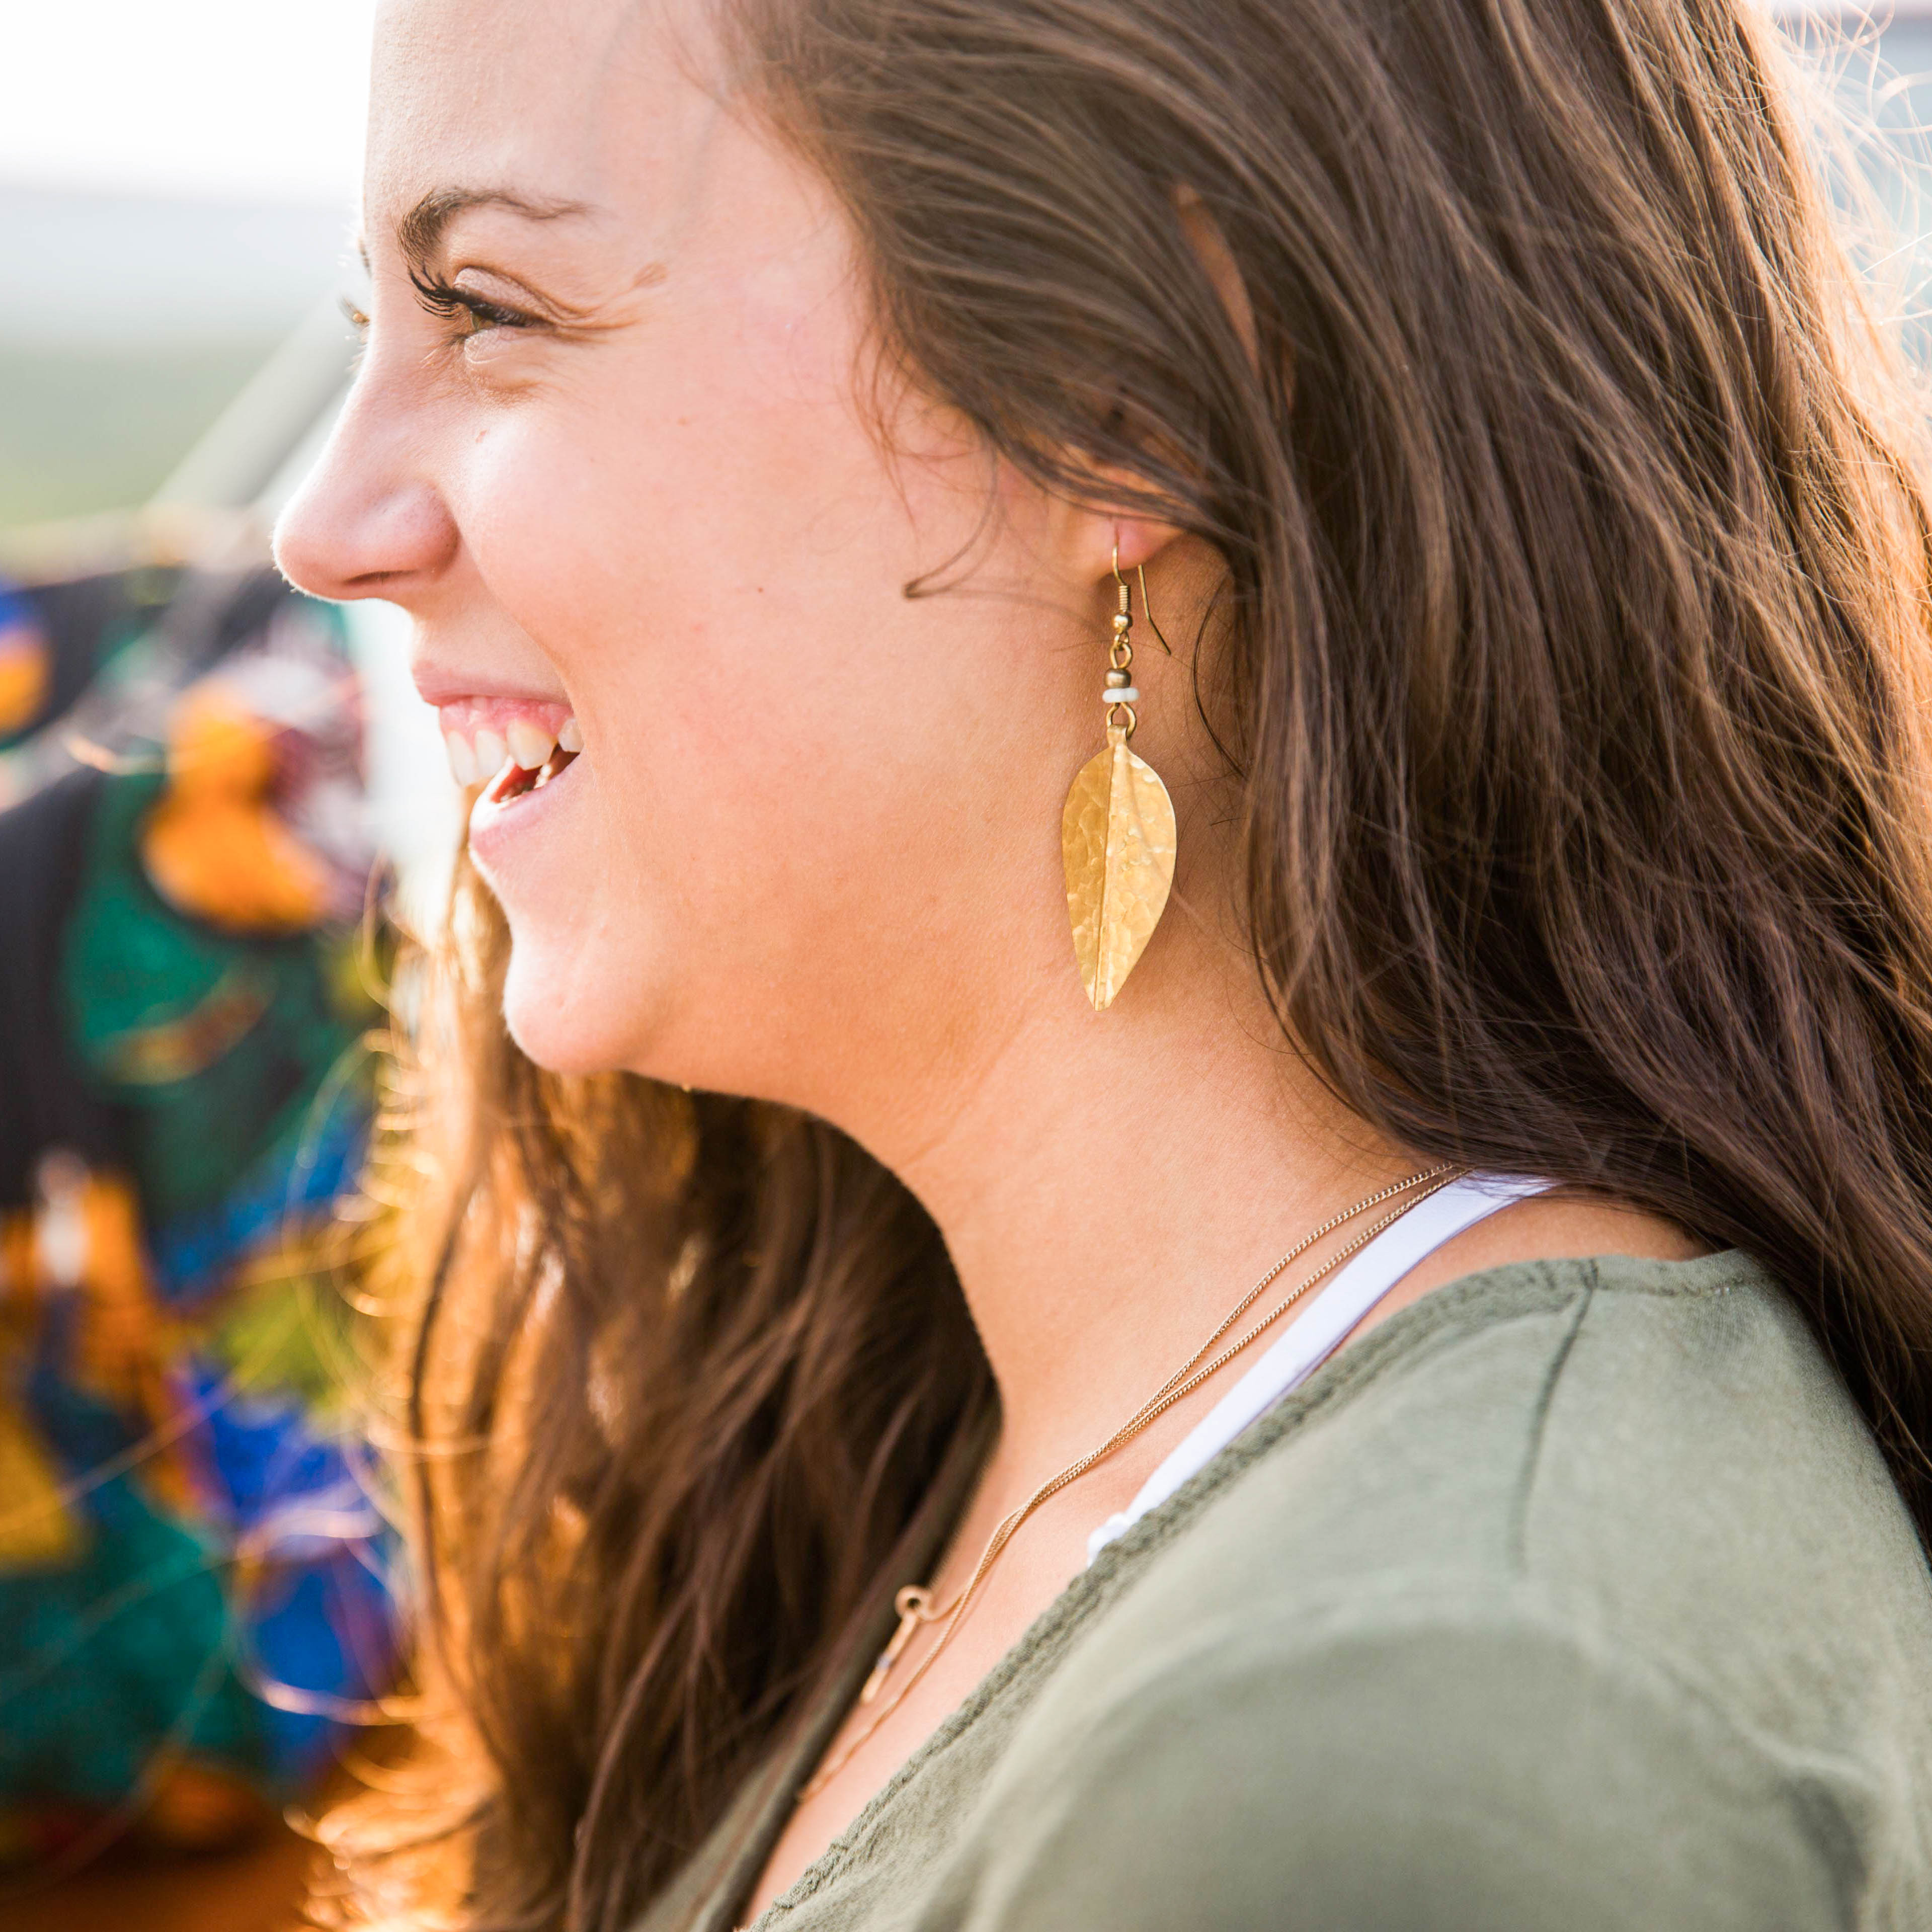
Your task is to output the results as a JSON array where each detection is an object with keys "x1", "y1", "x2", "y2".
[{"x1": 497, "y1": 935, "x2": 647, "y2": 1078}]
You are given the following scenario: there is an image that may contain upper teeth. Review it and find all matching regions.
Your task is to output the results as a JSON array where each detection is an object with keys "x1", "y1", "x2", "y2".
[
  {"x1": 506, "y1": 718, "x2": 554, "y2": 770},
  {"x1": 442, "y1": 713, "x2": 581, "y2": 788},
  {"x1": 471, "y1": 727, "x2": 506, "y2": 779}
]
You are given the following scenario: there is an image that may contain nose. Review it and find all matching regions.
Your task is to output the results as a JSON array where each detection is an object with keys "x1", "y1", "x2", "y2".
[{"x1": 273, "y1": 376, "x2": 460, "y2": 604}]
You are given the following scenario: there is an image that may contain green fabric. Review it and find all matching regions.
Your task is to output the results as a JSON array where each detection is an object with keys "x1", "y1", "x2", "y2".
[
  {"x1": 61, "y1": 767, "x2": 362, "y2": 1223},
  {"x1": 0, "y1": 1472, "x2": 264, "y2": 1808},
  {"x1": 642, "y1": 1251, "x2": 1932, "y2": 1932}
]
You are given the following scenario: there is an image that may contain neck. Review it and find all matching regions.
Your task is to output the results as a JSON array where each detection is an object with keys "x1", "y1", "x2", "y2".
[{"x1": 859, "y1": 928, "x2": 1412, "y2": 1489}]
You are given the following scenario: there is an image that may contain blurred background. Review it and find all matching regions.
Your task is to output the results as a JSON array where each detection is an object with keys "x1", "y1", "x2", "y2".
[
  {"x1": 1, "y1": 7, "x2": 447, "y2": 1931},
  {"x1": 2, "y1": 3, "x2": 1931, "y2": 1930}
]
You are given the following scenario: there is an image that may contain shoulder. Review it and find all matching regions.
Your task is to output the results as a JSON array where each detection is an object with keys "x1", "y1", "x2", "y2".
[
  {"x1": 1155, "y1": 1247, "x2": 1930, "y2": 1630},
  {"x1": 1129, "y1": 1251, "x2": 1932, "y2": 1742},
  {"x1": 933, "y1": 1252, "x2": 1932, "y2": 1929},
  {"x1": 1505, "y1": 1252, "x2": 1932, "y2": 1633}
]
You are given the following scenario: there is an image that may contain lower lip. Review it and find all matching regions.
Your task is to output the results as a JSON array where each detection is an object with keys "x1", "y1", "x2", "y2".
[{"x1": 468, "y1": 752, "x2": 584, "y2": 873}]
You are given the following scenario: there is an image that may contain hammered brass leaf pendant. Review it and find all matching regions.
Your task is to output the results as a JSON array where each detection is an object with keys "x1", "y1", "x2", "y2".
[{"x1": 1062, "y1": 730, "x2": 1177, "y2": 1012}]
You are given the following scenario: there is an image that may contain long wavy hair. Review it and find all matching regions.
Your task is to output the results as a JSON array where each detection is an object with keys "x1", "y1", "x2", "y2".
[{"x1": 317, "y1": 0, "x2": 1932, "y2": 1926}]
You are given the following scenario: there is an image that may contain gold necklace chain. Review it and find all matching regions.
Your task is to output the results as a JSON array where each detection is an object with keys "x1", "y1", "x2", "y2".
[{"x1": 796, "y1": 1164, "x2": 1462, "y2": 1804}]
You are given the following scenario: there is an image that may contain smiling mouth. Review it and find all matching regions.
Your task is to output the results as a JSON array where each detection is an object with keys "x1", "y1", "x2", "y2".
[
  {"x1": 489, "y1": 742, "x2": 580, "y2": 804},
  {"x1": 442, "y1": 708, "x2": 584, "y2": 799}
]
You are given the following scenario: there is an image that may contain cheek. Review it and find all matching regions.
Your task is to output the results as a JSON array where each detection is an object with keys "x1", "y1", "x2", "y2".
[
  {"x1": 450, "y1": 357, "x2": 959, "y2": 1041},
  {"x1": 439, "y1": 268, "x2": 1059, "y2": 1087},
  {"x1": 458, "y1": 300, "x2": 895, "y2": 715}
]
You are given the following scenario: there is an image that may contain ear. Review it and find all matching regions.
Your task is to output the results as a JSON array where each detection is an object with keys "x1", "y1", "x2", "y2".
[
  {"x1": 1106, "y1": 514, "x2": 1184, "y2": 578},
  {"x1": 1048, "y1": 502, "x2": 1186, "y2": 604},
  {"x1": 1174, "y1": 187, "x2": 1261, "y2": 373},
  {"x1": 1061, "y1": 188, "x2": 1261, "y2": 593}
]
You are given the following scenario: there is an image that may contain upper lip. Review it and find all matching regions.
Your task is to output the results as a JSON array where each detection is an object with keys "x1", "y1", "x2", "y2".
[{"x1": 412, "y1": 661, "x2": 569, "y2": 710}]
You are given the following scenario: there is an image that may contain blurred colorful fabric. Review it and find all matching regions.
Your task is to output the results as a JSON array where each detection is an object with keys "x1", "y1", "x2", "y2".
[
  {"x1": 0, "y1": 566, "x2": 397, "y2": 1872},
  {"x1": 0, "y1": 583, "x2": 52, "y2": 746}
]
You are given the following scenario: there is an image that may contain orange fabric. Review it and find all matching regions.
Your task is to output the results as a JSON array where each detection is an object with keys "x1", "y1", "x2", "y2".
[
  {"x1": 140, "y1": 691, "x2": 331, "y2": 934},
  {"x1": 0, "y1": 1391, "x2": 80, "y2": 1566},
  {"x1": 139, "y1": 1761, "x2": 279, "y2": 1852},
  {"x1": 1, "y1": 1211, "x2": 35, "y2": 1307},
  {"x1": 0, "y1": 625, "x2": 50, "y2": 736}
]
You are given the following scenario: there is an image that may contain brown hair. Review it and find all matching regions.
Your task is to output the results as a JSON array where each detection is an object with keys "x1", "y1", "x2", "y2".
[{"x1": 320, "y1": 1, "x2": 1932, "y2": 1925}]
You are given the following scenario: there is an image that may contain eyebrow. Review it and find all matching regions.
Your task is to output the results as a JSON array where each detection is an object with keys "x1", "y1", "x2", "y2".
[{"x1": 392, "y1": 187, "x2": 596, "y2": 275}]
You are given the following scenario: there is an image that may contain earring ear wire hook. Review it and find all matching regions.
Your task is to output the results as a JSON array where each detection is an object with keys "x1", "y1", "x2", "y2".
[
  {"x1": 1137, "y1": 563, "x2": 1174, "y2": 655},
  {"x1": 1110, "y1": 540, "x2": 1174, "y2": 655}
]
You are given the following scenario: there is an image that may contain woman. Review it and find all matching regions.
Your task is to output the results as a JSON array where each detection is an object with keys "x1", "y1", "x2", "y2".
[{"x1": 276, "y1": 0, "x2": 1932, "y2": 1924}]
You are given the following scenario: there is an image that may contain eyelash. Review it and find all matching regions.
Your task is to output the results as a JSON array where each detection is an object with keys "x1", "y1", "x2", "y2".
[{"x1": 407, "y1": 266, "x2": 537, "y2": 338}]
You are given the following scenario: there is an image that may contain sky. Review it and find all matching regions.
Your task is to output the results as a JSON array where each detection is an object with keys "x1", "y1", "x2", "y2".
[{"x1": 3, "y1": 0, "x2": 380, "y2": 206}]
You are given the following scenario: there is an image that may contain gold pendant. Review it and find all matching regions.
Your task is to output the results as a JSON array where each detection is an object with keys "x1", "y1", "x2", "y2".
[
  {"x1": 858, "y1": 1585, "x2": 934, "y2": 1705},
  {"x1": 1062, "y1": 720, "x2": 1176, "y2": 1011}
]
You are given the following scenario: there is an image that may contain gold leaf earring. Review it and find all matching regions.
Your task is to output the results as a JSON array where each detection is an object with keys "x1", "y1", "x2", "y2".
[{"x1": 1061, "y1": 546, "x2": 1178, "y2": 1012}]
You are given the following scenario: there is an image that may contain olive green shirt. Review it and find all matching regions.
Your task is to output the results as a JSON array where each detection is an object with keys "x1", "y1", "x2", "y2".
[{"x1": 638, "y1": 1252, "x2": 1932, "y2": 1931}]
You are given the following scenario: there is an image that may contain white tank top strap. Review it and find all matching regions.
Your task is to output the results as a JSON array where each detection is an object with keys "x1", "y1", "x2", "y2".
[{"x1": 1084, "y1": 1172, "x2": 1556, "y2": 1565}]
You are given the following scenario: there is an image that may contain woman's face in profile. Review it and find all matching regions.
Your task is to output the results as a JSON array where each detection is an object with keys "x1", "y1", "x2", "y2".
[{"x1": 278, "y1": 0, "x2": 1136, "y2": 1112}]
